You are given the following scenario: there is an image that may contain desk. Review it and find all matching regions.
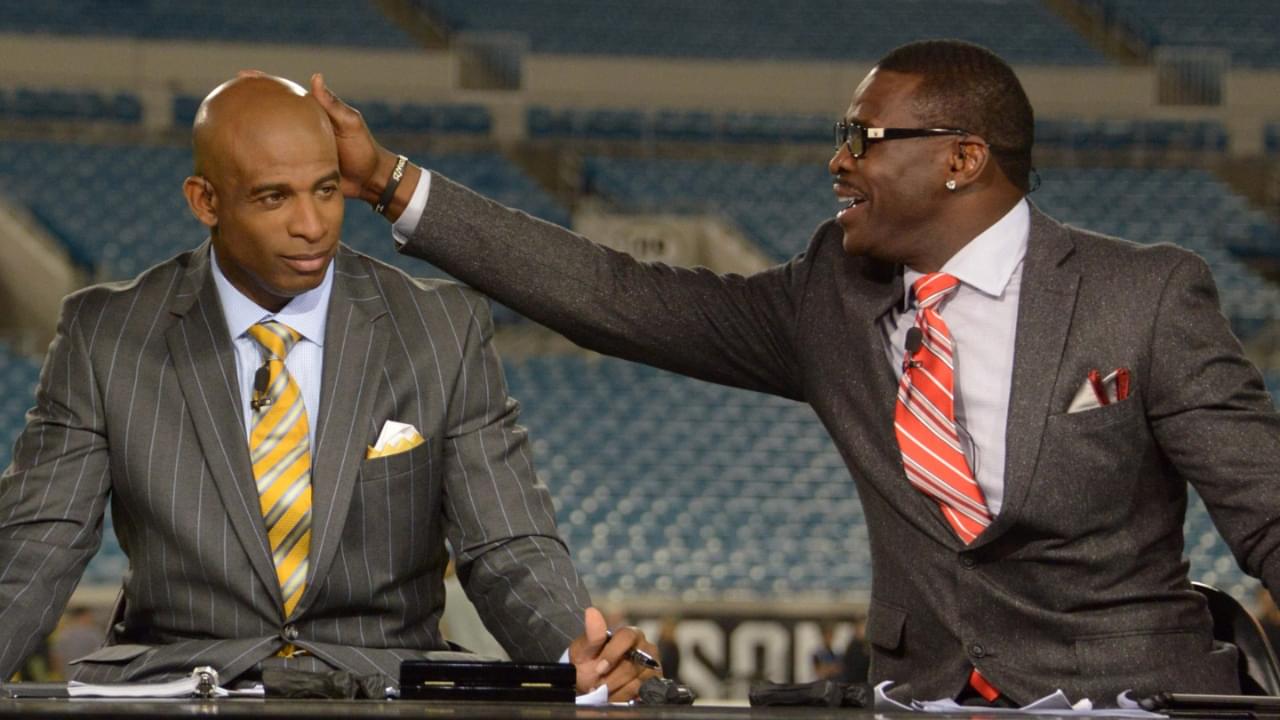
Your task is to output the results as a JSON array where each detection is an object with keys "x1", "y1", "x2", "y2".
[
  {"x1": 0, "y1": 700, "x2": 991, "y2": 719},
  {"x1": 0, "y1": 700, "x2": 856, "y2": 719},
  {"x1": 11, "y1": 698, "x2": 1280, "y2": 719}
]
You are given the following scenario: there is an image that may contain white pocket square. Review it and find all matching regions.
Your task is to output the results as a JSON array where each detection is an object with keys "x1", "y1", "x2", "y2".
[
  {"x1": 1067, "y1": 368, "x2": 1131, "y2": 413},
  {"x1": 367, "y1": 420, "x2": 425, "y2": 459}
]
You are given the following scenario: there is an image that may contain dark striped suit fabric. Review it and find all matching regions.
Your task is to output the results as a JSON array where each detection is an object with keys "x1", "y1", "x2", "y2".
[{"x1": 0, "y1": 242, "x2": 590, "y2": 684}]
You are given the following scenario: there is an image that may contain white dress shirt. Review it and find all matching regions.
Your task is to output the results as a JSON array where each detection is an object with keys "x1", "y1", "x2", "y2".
[
  {"x1": 210, "y1": 246, "x2": 332, "y2": 449},
  {"x1": 392, "y1": 170, "x2": 433, "y2": 245},
  {"x1": 881, "y1": 199, "x2": 1030, "y2": 515}
]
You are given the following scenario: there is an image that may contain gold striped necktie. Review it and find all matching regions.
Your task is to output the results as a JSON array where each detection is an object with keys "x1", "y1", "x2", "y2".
[{"x1": 247, "y1": 321, "x2": 312, "y2": 618}]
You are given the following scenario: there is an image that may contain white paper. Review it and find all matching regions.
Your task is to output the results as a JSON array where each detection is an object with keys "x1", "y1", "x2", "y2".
[
  {"x1": 68, "y1": 675, "x2": 203, "y2": 698},
  {"x1": 575, "y1": 684, "x2": 608, "y2": 705},
  {"x1": 874, "y1": 681, "x2": 1164, "y2": 717},
  {"x1": 67, "y1": 677, "x2": 264, "y2": 699}
]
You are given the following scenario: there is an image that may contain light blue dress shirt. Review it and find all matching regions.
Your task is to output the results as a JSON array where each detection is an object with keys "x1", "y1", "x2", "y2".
[
  {"x1": 210, "y1": 246, "x2": 332, "y2": 450},
  {"x1": 883, "y1": 199, "x2": 1030, "y2": 516}
]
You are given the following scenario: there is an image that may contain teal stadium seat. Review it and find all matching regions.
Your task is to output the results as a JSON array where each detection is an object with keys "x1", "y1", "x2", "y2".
[
  {"x1": 413, "y1": 0, "x2": 1106, "y2": 65},
  {"x1": 0, "y1": 0, "x2": 417, "y2": 48},
  {"x1": 1085, "y1": 0, "x2": 1280, "y2": 69}
]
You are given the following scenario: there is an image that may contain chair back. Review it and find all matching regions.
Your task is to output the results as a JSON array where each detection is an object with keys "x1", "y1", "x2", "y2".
[{"x1": 1193, "y1": 581, "x2": 1280, "y2": 696}]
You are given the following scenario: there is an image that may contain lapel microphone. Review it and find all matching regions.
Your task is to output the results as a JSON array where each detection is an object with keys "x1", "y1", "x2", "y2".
[
  {"x1": 250, "y1": 364, "x2": 272, "y2": 411},
  {"x1": 904, "y1": 327, "x2": 923, "y2": 369}
]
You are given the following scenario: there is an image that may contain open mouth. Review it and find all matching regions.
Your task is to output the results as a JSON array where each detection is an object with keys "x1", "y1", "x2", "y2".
[{"x1": 834, "y1": 182, "x2": 867, "y2": 216}]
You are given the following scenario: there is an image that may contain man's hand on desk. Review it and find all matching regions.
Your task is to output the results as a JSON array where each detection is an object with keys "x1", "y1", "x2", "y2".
[{"x1": 569, "y1": 607, "x2": 662, "y2": 701}]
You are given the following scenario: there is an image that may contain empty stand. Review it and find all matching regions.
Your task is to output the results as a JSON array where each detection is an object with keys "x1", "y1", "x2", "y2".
[
  {"x1": 174, "y1": 96, "x2": 491, "y2": 136},
  {"x1": 1033, "y1": 167, "x2": 1280, "y2": 339},
  {"x1": 0, "y1": 0, "x2": 416, "y2": 48},
  {"x1": 0, "y1": 88, "x2": 141, "y2": 124},
  {"x1": 415, "y1": 0, "x2": 1106, "y2": 65},
  {"x1": 1087, "y1": 0, "x2": 1280, "y2": 68},
  {"x1": 505, "y1": 355, "x2": 868, "y2": 599},
  {"x1": 529, "y1": 106, "x2": 830, "y2": 145},
  {"x1": 0, "y1": 140, "x2": 568, "y2": 281},
  {"x1": 0, "y1": 342, "x2": 39, "y2": 475},
  {"x1": 1036, "y1": 118, "x2": 1228, "y2": 152}
]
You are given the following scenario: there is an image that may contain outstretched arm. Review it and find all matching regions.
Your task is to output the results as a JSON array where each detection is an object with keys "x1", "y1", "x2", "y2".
[{"x1": 310, "y1": 74, "x2": 809, "y2": 401}]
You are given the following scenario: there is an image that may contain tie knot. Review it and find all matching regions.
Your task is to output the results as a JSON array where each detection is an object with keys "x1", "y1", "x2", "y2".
[
  {"x1": 912, "y1": 273, "x2": 960, "y2": 309},
  {"x1": 247, "y1": 321, "x2": 301, "y2": 360}
]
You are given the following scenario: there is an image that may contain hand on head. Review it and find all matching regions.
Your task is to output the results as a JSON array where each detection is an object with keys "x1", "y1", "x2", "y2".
[
  {"x1": 568, "y1": 607, "x2": 662, "y2": 701},
  {"x1": 308, "y1": 73, "x2": 401, "y2": 205}
]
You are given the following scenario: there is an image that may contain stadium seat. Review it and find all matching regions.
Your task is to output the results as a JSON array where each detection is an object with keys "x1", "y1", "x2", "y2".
[
  {"x1": 412, "y1": 0, "x2": 1106, "y2": 65},
  {"x1": 1090, "y1": 0, "x2": 1280, "y2": 69},
  {"x1": 0, "y1": 0, "x2": 417, "y2": 48}
]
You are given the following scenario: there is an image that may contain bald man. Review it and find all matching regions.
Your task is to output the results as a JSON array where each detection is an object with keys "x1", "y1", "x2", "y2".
[{"x1": 0, "y1": 75, "x2": 655, "y2": 698}]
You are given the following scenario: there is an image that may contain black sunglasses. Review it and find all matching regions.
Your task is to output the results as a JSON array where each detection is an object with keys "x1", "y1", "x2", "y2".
[{"x1": 834, "y1": 121, "x2": 970, "y2": 158}]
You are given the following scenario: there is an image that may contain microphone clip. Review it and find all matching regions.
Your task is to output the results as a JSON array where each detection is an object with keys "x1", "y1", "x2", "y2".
[
  {"x1": 903, "y1": 326, "x2": 924, "y2": 370},
  {"x1": 250, "y1": 364, "x2": 273, "y2": 412}
]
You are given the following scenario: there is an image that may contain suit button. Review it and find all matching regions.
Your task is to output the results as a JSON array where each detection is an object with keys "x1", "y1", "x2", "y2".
[
  {"x1": 960, "y1": 554, "x2": 976, "y2": 568},
  {"x1": 968, "y1": 643, "x2": 985, "y2": 658},
  {"x1": 284, "y1": 624, "x2": 299, "y2": 641}
]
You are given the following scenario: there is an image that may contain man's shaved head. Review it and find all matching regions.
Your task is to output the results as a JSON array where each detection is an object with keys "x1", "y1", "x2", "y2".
[
  {"x1": 182, "y1": 73, "x2": 344, "y2": 313},
  {"x1": 192, "y1": 74, "x2": 331, "y2": 182}
]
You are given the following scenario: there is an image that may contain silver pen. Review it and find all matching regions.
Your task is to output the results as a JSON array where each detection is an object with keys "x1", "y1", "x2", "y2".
[{"x1": 605, "y1": 630, "x2": 661, "y2": 670}]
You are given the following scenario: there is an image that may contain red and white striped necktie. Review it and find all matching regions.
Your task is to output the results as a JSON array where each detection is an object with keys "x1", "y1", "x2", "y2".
[
  {"x1": 894, "y1": 272, "x2": 991, "y2": 544},
  {"x1": 894, "y1": 273, "x2": 1001, "y2": 702}
]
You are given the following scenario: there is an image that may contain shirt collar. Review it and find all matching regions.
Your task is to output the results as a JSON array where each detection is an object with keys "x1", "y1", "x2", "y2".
[
  {"x1": 904, "y1": 198, "x2": 1029, "y2": 301},
  {"x1": 210, "y1": 245, "x2": 333, "y2": 348}
]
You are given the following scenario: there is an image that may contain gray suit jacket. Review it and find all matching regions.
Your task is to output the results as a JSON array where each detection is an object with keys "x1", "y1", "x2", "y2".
[
  {"x1": 399, "y1": 174, "x2": 1280, "y2": 704},
  {"x1": 0, "y1": 242, "x2": 590, "y2": 685}
]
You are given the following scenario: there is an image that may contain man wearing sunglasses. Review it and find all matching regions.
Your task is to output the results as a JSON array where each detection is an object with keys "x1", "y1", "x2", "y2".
[{"x1": 312, "y1": 39, "x2": 1280, "y2": 705}]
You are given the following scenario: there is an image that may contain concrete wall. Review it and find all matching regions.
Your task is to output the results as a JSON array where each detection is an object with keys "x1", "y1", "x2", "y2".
[{"x1": 0, "y1": 197, "x2": 82, "y2": 351}]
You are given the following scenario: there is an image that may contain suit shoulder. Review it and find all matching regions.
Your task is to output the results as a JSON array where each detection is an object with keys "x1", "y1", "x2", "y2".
[
  {"x1": 59, "y1": 248, "x2": 197, "y2": 325},
  {"x1": 1063, "y1": 222, "x2": 1198, "y2": 264},
  {"x1": 338, "y1": 246, "x2": 491, "y2": 318},
  {"x1": 804, "y1": 217, "x2": 844, "y2": 258}
]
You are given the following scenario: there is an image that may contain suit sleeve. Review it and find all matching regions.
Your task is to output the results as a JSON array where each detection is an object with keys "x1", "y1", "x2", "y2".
[
  {"x1": 0, "y1": 293, "x2": 111, "y2": 678},
  {"x1": 1145, "y1": 253, "x2": 1280, "y2": 592},
  {"x1": 398, "y1": 172, "x2": 809, "y2": 401},
  {"x1": 438, "y1": 288, "x2": 591, "y2": 662}
]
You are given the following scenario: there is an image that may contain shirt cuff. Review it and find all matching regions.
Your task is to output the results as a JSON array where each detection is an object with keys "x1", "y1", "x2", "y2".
[{"x1": 391, "y1": 168, "x2": 432, "y2": 248}]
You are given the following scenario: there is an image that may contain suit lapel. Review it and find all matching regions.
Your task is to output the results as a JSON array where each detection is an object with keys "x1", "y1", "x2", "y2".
[
  {"x1": 298, "y1": 248, "x2": 389, "y2": 615},
  {"x1": 976, "y1": 205, "x2": 1079, "y2": 544},
  {"x1": 164, "y1": 243, "x2": 282, "y2": 608},
  {"x1": 841, "y1": 258, "x2": 960, "y2": 545}
]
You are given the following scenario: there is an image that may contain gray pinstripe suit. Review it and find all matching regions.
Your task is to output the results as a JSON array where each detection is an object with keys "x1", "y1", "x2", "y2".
[{"x1": 0, "y1": 241, "x2": 589, "y2": 685}]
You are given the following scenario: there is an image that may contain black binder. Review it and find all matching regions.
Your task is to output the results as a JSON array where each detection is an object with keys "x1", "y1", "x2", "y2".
[{"x1": 399, "y1": 660, "x2": 575, "y2": 702}]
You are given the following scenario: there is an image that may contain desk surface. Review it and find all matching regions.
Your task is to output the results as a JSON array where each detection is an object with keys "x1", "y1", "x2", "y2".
[
  {"x1": 0, "y1": 699, "x2": 870, "y2": 719},
  {"x1": 0, "y1": 698, "x2": 1121, "y2": 719},
  {"x1": 4, "y1": 697, "x2": 1278, "y2": 719}
]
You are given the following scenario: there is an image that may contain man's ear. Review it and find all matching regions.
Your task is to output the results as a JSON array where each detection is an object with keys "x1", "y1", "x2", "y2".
[
  {"x1": 949, "y1": 137, "x2": 991, "y2": 189},
  {"x1": 183, "y1": 176, "x2": 218, "y2": 228}
]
